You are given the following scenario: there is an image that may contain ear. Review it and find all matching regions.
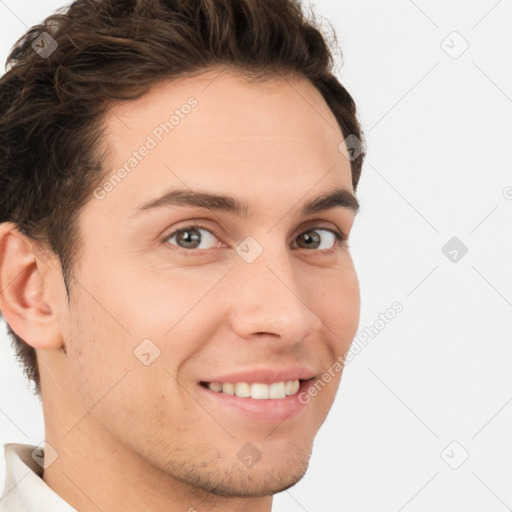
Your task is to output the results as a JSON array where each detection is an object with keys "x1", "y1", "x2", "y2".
[{"x1": 0, "y1": 222, "x2": 64, "y2": 350}]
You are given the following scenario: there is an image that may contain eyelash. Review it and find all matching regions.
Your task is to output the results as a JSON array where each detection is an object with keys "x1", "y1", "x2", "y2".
[{"x1": 162, "y1": 223, "x2": 347, "y2": 256}]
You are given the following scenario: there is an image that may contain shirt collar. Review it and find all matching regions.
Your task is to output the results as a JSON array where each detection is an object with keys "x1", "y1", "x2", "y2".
[{"x1": 0, "y1": 443, "x2": 77, "y2": 512}]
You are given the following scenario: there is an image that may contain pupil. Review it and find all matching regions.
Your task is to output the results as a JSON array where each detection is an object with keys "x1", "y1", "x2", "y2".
[
  {"x1": 178, "y1": 229, "x2": 200, "y2": 248},
  {"x1": 301, "y1": 231, "x2": 319, "y2": 248}
]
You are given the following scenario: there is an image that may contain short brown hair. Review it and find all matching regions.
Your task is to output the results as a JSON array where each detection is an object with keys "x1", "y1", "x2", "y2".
[{"x1": 0, "y1": 0, "x2": 365, "y2": 396}]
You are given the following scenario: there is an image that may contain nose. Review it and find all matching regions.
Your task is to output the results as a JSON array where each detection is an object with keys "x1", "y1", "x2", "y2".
[{"x1": 226, "y1": 248, "x2": 323, "y2": 346}]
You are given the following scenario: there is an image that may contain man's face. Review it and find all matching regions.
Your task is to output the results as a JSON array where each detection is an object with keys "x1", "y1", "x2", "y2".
[{"x1": 55, "y1": 69, "x2": 360, "y2": 496}]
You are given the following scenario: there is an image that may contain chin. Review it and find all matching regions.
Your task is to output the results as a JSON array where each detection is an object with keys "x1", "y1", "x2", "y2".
[
  {"x1": 171, "y1": 446, "x2": 312, "y2": 498},
  {"x1": 205, "y1": 460, "x2": 310, "y2": 498}
]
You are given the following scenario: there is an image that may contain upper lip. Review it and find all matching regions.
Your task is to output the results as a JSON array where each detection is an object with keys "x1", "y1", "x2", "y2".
[{"x1": 200, "y1": 367, "x2": 316, "y2": 384}]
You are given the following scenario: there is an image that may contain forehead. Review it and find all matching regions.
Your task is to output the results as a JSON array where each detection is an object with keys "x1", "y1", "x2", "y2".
[{"x1": 92, "y1": 68, "x2": 353, "y2": 218}]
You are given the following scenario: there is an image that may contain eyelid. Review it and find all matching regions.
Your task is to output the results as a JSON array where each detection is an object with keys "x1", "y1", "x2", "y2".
[
  {"x1": 161, "y1": 220, "x2": 225, "y2": 246},
  {"x1": 162, "y1": 220, "x2": 347, "y2": 253}
]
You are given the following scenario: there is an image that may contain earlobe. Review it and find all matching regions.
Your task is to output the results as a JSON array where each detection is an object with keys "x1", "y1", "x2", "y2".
[{"x1": 0, "y1": 222, "x2": 64, "y2": 350}]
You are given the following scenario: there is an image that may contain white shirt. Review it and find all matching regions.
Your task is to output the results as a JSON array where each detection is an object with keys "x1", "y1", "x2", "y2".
[{"x1": 0, "y1": 443, "x2": 77, "y2": 511}]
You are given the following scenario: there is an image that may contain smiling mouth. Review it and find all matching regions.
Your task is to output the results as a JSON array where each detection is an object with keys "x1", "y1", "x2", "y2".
[{"x1": 199, "y1": 380, "x2": 308, "y2": 399}]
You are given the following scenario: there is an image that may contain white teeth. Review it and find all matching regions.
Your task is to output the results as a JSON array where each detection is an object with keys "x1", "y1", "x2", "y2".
[
  {"x1": 251, "y1": 383, "x2": 269, "y2": 399},
  {"x1": 206, "y1": 380, "x2": 301, "y2": 399},
  {"x1": 222, "y1": 382, "x2": 235, "y2": 395},
  {"x1": 269, "y1": 382, "x2": 286, "y2": 399},
  {"x1": 235, "y1": 382, "x2": 251, "y2": 398},
  {"x1": 209, "y1": 382, "x2": 222, "y2": 392}
]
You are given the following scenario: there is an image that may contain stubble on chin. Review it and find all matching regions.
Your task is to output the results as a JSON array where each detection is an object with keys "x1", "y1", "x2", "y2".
[{"x1": 161, "y1": 443, "x2": 312, "y2": 499}]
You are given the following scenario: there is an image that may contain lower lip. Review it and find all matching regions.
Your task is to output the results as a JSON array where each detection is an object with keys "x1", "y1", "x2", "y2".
[{"x1": 197, "y1": 380, "x2": 313, "y2": 423}]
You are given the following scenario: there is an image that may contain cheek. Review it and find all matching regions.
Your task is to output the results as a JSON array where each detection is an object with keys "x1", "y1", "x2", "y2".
[
  {"x1": 65, "y1": 297, "x2": 129, "y2": 406},
  {"x1": 114, "y1": 263, "x2": 228, "y2": 339},
  {"x1": 313, "y1": 257, "x2": 360, "y2": 344},
  {"x1": 335, "y1": 273, "x2": 360, "y2": 334},
  {"x1": 63, "y1": 294, "x2": 186, "y2": 444}
]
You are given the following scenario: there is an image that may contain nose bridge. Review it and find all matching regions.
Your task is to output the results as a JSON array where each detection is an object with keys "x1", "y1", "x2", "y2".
[{"x1": 226, "y1": 241, "x2": 323, "y2": 341}]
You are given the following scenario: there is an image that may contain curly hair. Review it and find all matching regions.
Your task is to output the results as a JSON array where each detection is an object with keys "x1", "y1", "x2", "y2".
[{"x1": 0, "y1": 0, "x2": 366, "y2": 396}]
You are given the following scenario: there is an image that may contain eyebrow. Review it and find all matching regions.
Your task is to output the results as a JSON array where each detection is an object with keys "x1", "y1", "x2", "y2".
[{"x1": 132, "y1": 187, "x2": 359, "y2": 218}]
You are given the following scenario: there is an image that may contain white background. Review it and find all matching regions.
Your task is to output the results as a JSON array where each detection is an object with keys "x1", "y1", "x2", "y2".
[{"x1": 1, "y1": 1, "x2": 511, "y2": 510}]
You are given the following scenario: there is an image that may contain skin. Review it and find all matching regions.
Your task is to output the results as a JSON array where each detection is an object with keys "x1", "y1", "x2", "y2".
[{"x1": 0, "y1": 67, "x2": 360, "y2": 512}]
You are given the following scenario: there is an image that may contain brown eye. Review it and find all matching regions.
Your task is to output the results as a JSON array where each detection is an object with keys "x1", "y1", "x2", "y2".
[
  {"x1": 165, "y1": 226, "x2": 218, "y2": 250},
  {"x1": 296, "y1": 229, "x2": 341, "y2": 250}
]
